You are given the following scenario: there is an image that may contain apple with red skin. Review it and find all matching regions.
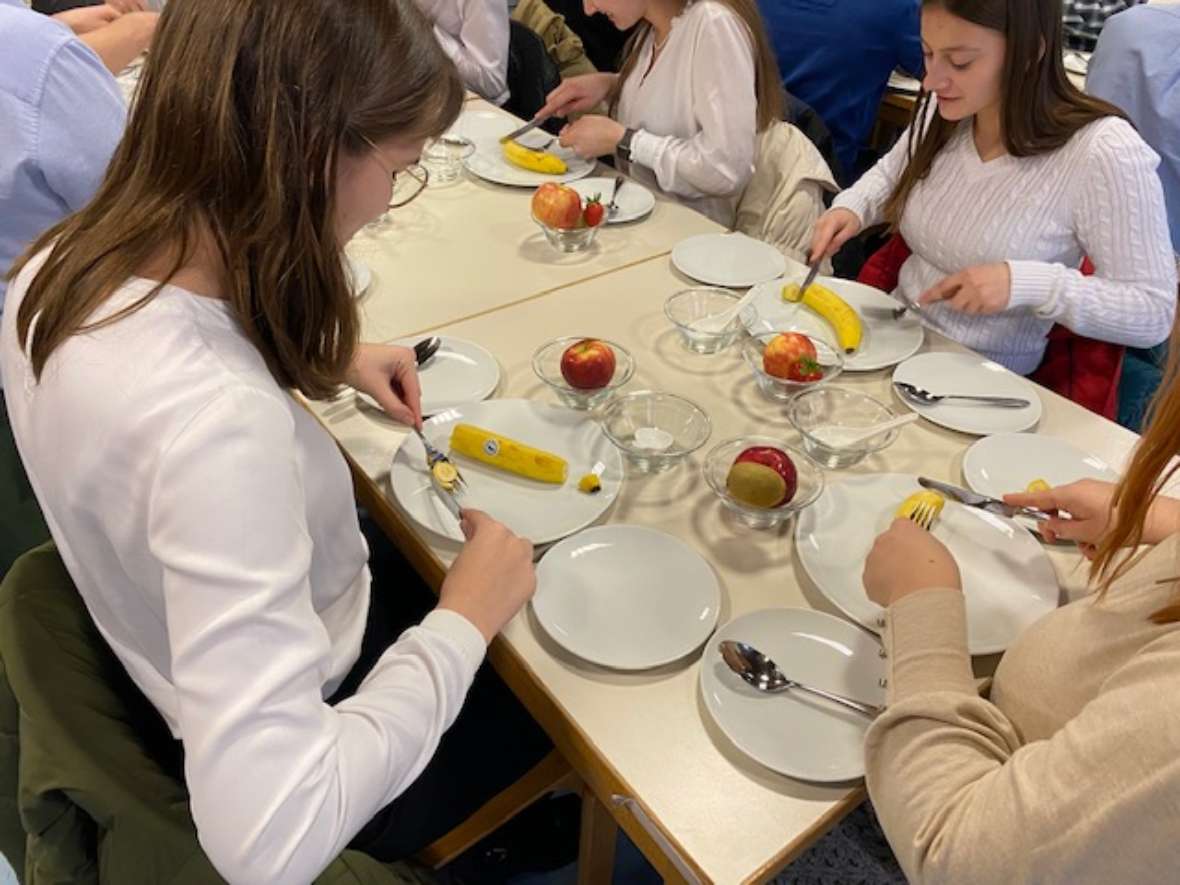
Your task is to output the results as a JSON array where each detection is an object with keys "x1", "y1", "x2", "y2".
[
  {"x1": 532, "y1": 183, "x2": 583, "y2": 230},
  {"x1": 763, "y1": 332, "x2": 819, "y2": 381},
  {"x1": 726, "y1": 446, "x2": 797, "y2": 508},
  {"x1": 560, "y1": 339, "x2": 616, "y2": 390}
]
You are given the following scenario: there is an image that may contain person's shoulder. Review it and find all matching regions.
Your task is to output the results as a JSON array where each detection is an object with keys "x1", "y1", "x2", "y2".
[
  {"x1": 683, "y1": 0, "x2": 744, "y2": 32},
  {"x1": 1105, "y1": 2, "x2": 1180, "y2": 40},
  {"x1": 1071, "y1": 114, "x2": 1154, "y2": 162},
  {"x1": 0, "y1": 7, "x2": 76, "y2": 99}
]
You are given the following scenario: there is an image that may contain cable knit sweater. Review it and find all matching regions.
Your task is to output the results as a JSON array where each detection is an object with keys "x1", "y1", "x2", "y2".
[
  {"x1": 834, "y1": 116, "x2": 1177, "y2": 374},
  {"x1": 868, "y1": 534, "x2": 1180, "y2": 883}
]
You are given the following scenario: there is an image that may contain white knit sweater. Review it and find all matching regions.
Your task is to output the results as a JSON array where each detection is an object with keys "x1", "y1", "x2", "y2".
[{"x1": 834, "y1": 116, "x2": 1178, "y2": 374}]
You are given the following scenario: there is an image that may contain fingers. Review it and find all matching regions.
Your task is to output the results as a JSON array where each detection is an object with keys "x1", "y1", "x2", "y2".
[
  {"x1": 459, "y1": 509, "x2": 489, "y2": 540},
  {"x1": 1003, "y1": 489, "x2": 1060, "y2": 510},
  {"x1": 394, "y1": 360, "x2": 423, "y2": 429},
  {"x1": 918, "y1": 273, "x2": 962, "y2": 307},
  {"x1": 368, "y1": 382, "x2": 414, "y2": 427}
]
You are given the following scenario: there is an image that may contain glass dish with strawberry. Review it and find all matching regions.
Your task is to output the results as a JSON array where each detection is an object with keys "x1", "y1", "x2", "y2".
[
  {"x1": 531, "y1": 183, "x2": 606, "y2": 253},
  {"x1": 741, "y1": 331, "x2": 844, "y2": 402}
]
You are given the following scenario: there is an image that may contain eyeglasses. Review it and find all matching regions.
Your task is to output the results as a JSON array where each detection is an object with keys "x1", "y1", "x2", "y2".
[{"x1": 359, "y1": 135, "x2": 430, "y2": 209}]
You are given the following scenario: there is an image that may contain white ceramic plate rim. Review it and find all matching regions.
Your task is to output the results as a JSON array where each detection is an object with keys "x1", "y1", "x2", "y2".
[
  {"x1": 532, "y1": 525, "x2": 721, "y2": 670},
  {"x1": 671, "y1": 233, "x2": 787, "y2": 288},
  {"x1": 891, "y1": 352, "x2": 1043, "y2": 435},
  {"x1": 567, "y1": 177, "x2": 655, "y2": 224},
  {"x1": 458, "y1": 109, "x2": 595, "y2": 187},
  {"x1": 355, "y1": 336, "x2": 501, "y2": 416},
  {"x1": 739, "y1": 275, "x2": 925, "y2": 372},
  {"x1": 388, "y1": 399, "x2": 623, "y2": 544},
  {"x1": 794, "y1": 472, "x2": 1059, "y2": 655},
  {"x1": 700, "y1": 607, "x2": 884, "y2": 782},
  {"x1": 961, "y1": 432, "x2": 1120, "y2": 499}
]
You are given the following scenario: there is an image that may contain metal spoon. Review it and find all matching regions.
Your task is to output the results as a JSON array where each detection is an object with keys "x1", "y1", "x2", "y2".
[
  {"x1": 894, "y1": 381, "x2": 1031, "y2": 409},
  {"x1": 413, "y1": 336, "x2": 442, "y2": 366},
  {"x1": 719, "y1": 640, "x2": 882, "y2": 718}
]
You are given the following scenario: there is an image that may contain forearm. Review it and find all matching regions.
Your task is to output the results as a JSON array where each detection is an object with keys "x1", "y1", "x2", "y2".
[{"x1": 79, "y1": 11, "x2": 155, "y2": 73}]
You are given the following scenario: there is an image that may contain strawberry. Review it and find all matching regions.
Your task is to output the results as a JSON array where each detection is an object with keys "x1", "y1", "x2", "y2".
[
  {"x1": 786, "y1": 356, "x2": 823, "y2": 383},
  {"x1": 582, "y1": 195, "x2": 605, "y2": 228}
]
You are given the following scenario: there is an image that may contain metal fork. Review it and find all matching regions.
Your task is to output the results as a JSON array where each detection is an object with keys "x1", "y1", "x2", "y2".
[
  {"x1": 416, "y1": 427, "x2": 467, "y2": 519},
  {"x1": 898, "y1": 491, "x2": 943, "y2": 530}
]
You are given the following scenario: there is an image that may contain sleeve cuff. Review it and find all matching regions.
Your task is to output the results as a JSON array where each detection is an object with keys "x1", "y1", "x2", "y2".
[
  {"x1": 884, "y1": 589, "x2": 977, "y2": 703},
  {"x1": 1006, "y1": 259, "x2": 1064, "y2": 314},
  {"x1": 627, "y1": 128, "x2": 665, "y2": 172},
  {"x1": 420, "y1": 608, "x2": 487, "y2": 682}
]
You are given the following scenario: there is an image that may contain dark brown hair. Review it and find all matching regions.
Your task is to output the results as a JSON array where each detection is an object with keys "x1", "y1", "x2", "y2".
[
  {"x1": 1091, "y1": 319, "x2": 1180, "y2": 624},
  {"x1": 11, "y1": 0, "x2": 462, "y2": 399},
  {"x1": 882, "y1": 0, "x2": 1126, "y2": 227},
  {"x1": 609, "y1": 0, "x2": 785, "y2": 131}
]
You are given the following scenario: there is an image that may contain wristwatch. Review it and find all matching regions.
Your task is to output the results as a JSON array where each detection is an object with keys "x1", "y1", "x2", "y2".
[{"x1": 617, "y1": 127, "x2": 637, "y2": 162}]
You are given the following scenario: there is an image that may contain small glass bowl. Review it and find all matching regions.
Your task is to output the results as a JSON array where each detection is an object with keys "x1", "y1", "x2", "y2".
[
  {"x1": 533, "y1": 214, "x2": 599, "y2": 253},
  {"x1": 788, "y1": 386, "x2": 903, "y2": 469},
  {"x1": 704, "y1": 436, "x2": 825, "y2": 529},
  {"x1": 600, "y1": 391, "x2": 712, "y2": 473},
  {"x1": 532, "y1": 336, "x2": 634, "y2": 409},
  {"x1": 663, "y1": 288, "x2": 745, "y2": 353},
  {"x1": 741, "y1": 332, "x2": 844, "y2": 402},
  {"x1": 421, "y1": 135, "x2": 475, "y2": 187}
]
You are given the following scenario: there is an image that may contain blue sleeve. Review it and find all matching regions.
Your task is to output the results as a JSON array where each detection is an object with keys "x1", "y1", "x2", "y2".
[
  {"x1": 35, "y1": 38, "x2": 125, "y2": 213},
  {"x1": 896, "y1": 0, "x2": 924, "y2": 77}
]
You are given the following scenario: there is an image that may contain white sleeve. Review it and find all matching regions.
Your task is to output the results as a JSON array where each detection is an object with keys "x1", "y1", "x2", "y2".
[
  {"x1": 830, "y1": 115, "x2": 923, "y2": 229},
  {"x1": 1006, "y1": 120, "x2": 1177, "y2": 348},
  {"x1": 148, "y1": 388, "x2": 486, "y2": 885},
  {"x1": 431, "y1": 0, "x2": 510, "y2": 105},
  {"x1": 626, "y1": 13, "x2": 757, "y2": 200}
]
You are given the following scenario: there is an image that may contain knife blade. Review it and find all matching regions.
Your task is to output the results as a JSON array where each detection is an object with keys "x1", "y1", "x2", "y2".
[
  {"x1": 798, "y1": 259, "x2": 822, "y2": 298},
  {"x1": 917, "y1": 477, "x2": 1051, "y2": 521},
  {"x1": 498, "y1": 115, "x2": 550, "y2": 144},
  {"x1": 606, "y1": 174, "x2": 625, "y2": 217}
]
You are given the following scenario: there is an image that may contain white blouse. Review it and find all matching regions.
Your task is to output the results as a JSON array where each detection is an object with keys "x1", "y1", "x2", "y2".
[
  {"x1": 414, "y1": 0, "x2": 509, "y2": 106},
  {"x1": 0, "y1": 256, "x2": 487, "y2": 885},
  {"x1": 833, "y1": 115, "x2": 1177, "y2": 374},
  {"x1": 617, "y1": 0, "x2": 759, "y2": 227}
]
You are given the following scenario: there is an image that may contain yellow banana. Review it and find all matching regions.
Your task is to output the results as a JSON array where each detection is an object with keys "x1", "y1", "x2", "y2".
[
  {"x1": 501, "y1": 140, "x2": 567, "y2": 175},
  {"x1": 896, "y1": 490, "x2": 944, "y2": 530},
  {"x1": 449, "y1": 424, "x2": 568, "y2": 484},
  {"x1": 431, "y1": 461, "x2": 459, "y2": 490},
  {"x1": 1026, "y1": 478, "x2": 1051, "y2": 493},
  {"x1": 782, "y1": 282, "x2": 863, "y2": 354}
]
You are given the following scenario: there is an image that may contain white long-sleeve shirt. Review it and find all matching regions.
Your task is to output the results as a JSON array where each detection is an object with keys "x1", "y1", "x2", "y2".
[
  {"x1": 414, "y1": 0, "x2": 509, "y2": 105},
  {"x1": 617, "y1": 0, "x2": 758, "y2": 227},
  {"x1": 833, "y1": 115, "x2": 1177, "y2": 374},
  {"x1": 0, "y1": 255, "x2": 488, "y2": 885}
]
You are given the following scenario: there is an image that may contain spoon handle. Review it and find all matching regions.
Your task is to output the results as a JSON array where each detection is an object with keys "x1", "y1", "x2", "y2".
[
  {"x1": 782, "y1": 680, "x2": 882, "y2": 718},
  {"x1": 942, "y1": 394, "x2": 1031, "y2": 408}
]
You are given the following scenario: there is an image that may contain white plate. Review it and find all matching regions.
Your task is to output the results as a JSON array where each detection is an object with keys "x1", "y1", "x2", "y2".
[
  {"x1": 795, "y1": 473, "x2": 1059, "y2": 655},
  {"x1": 892, "y1": 352, "x2": 1042, "y2": 435},
  {"x1": 533, "y1": 526, "x2": 721, "y2": 670},
  {"x1": 740, "y1": 274, "x2": 924, "y2": 372},
  {"x1": 389, "y1": 399, "x2": 622, "y2": 544},
  {"x1": 963, "y1": 433, "x2": 1119, "y2": 499},
  {"x1": 700, "y1": 608, "x2": 884, "y2": 782},
  {"x1": 345, "y1": 256, "x2": 372, "y2": 298},
  {"x1": 456, "y1": 109, "x2": 595, "y2": 188},
  {"x1": 567, "y1": 177, "x2": 655, "y2": 224},
  {"x1": 356, "y1": 336, "x2": 501, "y2": 417},
  {"x1": 671, "y1": 233, "x2": 787, "y2": 288}
]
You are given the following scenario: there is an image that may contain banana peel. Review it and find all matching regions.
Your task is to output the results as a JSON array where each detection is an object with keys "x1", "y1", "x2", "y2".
[
  {"x1": 782, "y1": 281, "x2": 863, "y2": 354},
  {"x1": 502, "y1": 139, "x2": 567, "y2": 175}
]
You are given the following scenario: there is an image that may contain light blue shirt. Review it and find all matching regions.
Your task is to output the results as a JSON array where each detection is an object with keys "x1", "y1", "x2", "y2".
[
  {"x1": 0, "y1": 0, "x2": 125, "y2": 312},
  {"x1": 1088, "y1": 3, "x2": 1180, "y2": 255}
]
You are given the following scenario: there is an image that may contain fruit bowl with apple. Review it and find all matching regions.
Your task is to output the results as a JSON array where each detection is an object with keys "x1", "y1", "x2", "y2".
[
  {"x1": 531, "y1": 183, "x2": 605, "y2": 254},
  {"x1": 703, "y1": 436, "x2": 824, "y2": 529},
  {"x1": 532, "y1": 336, "x2": 635, "y2": 410},
  {"x1": 741, "y1": 331, "x2": 844, "y2": 402}
]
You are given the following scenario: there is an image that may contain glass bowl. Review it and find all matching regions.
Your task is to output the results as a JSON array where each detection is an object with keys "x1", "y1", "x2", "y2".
[
  {"x1": 421, "y1": 134, "x2": 475, "y2": 186},
  {"x1": 600, "y1": 391, "x2": 712, "y2": 473},
  {"x1": 532, "y1": 214, "x2": 600, "y2": 253},
  {"x1": 532, "y1": 336, "x2": 634, "y2": 409},
  {"x1": 741, "y1": 332, "x2": 844, "y2": 402},
  {"x1": 787, "y1": 386, "x2": 903, "y2": 469},
  {"x1": 663, "y1": 288, "x2": 745, "y2": 353},
  {"x1": 704, "y1": 436, "x2": 825, "y2": 529}
]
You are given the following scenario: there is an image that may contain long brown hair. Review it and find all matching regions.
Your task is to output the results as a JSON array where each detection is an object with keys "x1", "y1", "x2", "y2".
[
  {"x1": 882, "y1": 0, "x2": 1125, "y2": 227},
  {"x1": 1091, "y1": 320, "x2": 1180, "y2": 624},
  {"x1": 608, "y1": 0, "x2": 784, "y2": 131},
  {"x1": 10, "y1": 0, "x2": 461, "y2": 400}
]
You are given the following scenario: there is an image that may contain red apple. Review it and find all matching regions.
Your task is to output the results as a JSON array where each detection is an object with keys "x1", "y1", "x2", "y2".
[
  {"x1": 531, "y1": 183, "x2": 583, "y2": 230},
  {"x1": 560, "y1": 338, "x2": 616, "y2": 390},
  {"x1": 763, "y1": 332, "x2": 818, "y2": 380},
  {"x1": 726, "y1": 446, "x2": 797, "y2": 508}
]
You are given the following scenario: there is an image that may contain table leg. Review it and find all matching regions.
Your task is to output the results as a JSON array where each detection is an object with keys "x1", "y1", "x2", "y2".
[{"x1": 577, "y1": 787, "x2": 618, "y2": 885}]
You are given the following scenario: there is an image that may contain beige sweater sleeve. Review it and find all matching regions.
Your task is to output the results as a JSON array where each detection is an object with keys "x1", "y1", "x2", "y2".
[{"x1": 866, "y1": 589, "x2": 1180, "y2": 884}]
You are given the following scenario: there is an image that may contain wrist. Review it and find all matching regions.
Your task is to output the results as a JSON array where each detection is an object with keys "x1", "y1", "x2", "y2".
[{"x1": 1146, "y1": 497, "x2": 1180, "y2": 544}]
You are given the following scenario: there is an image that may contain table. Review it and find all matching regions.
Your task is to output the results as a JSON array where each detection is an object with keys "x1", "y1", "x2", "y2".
[{"x1": 310, "y1": 243, "x2": 1141, "y2": 881}]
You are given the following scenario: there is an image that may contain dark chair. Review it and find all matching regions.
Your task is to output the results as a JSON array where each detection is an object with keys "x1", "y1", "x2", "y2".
[
  {"x1": 505, "y1": 20, "x2": 563, "y2": 133},
  {"x1": 783, "y1": 91, "x2": 845, "y2": 187}
]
